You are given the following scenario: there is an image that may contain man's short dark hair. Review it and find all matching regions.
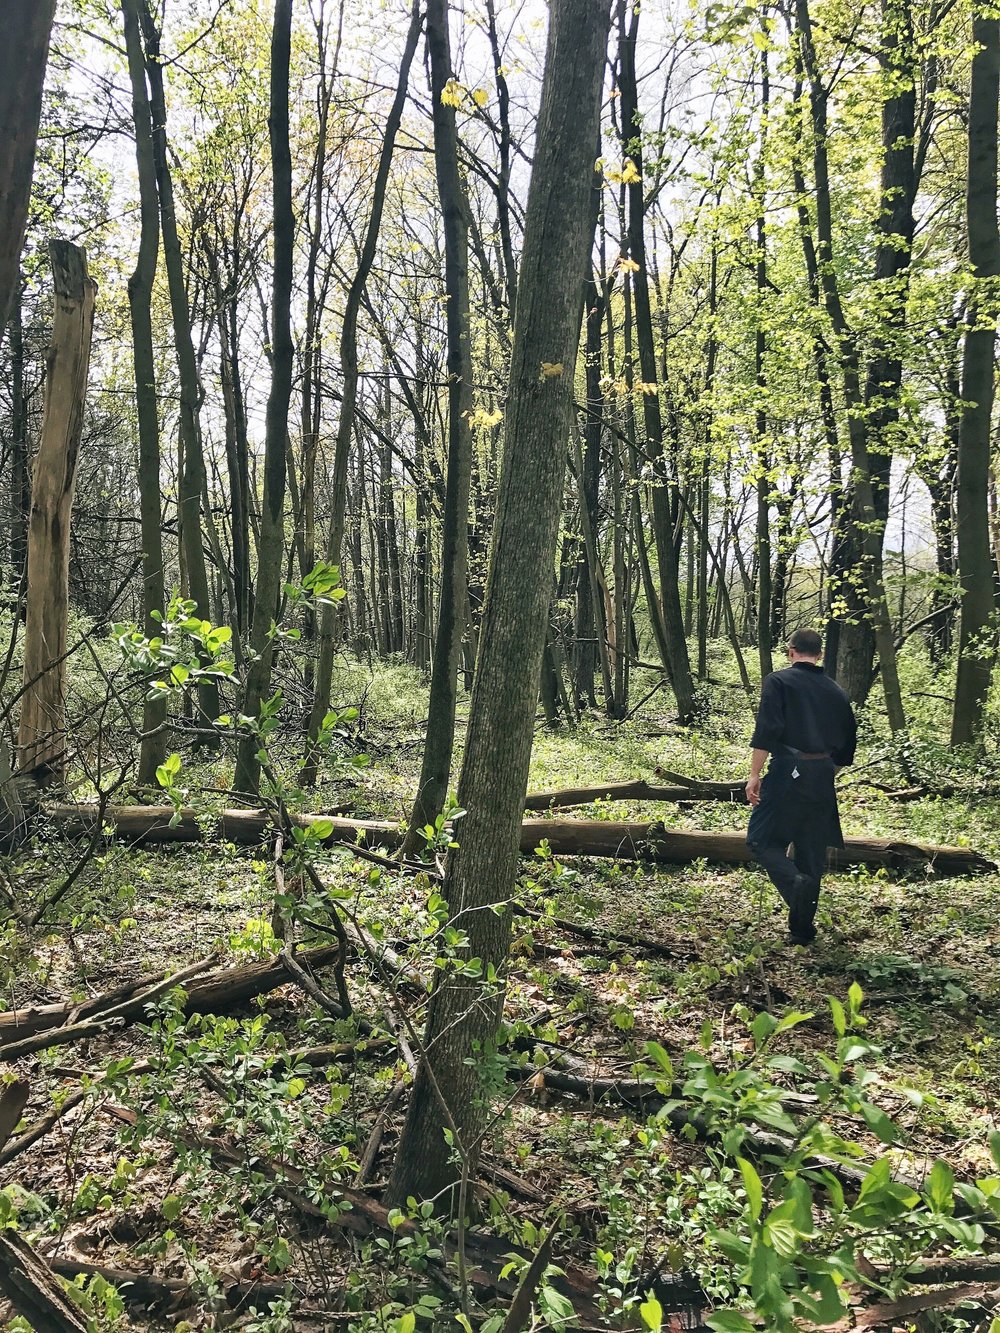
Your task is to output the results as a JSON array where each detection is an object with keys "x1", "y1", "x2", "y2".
[{"x1": 789, "y1": 628, "x2": 823, "y2": 657}]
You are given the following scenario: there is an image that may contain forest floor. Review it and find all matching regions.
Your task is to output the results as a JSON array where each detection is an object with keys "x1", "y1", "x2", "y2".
[{"x1": 2, "y1": 651, "x2": 1000, "y2": 1332}]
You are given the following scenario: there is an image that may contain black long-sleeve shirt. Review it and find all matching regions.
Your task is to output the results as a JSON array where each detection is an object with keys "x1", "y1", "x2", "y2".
[{"x1": 750, "y1": 662, "x2": 857, "y2": 767}]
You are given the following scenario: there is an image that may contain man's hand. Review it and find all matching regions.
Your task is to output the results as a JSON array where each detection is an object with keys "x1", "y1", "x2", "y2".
[{"x1": 746, "y1": 775, "x2": 762, "y2": 806}]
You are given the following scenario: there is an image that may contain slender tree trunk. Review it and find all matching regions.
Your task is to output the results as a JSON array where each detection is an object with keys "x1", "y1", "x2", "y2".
[
  {"x1": 137, "y1": 0, "x2": 219, "y2": 726},
  {"x1": 754, "y1": 37, "x2": 773, "y2": 680},
  {"x1": 0, "y1": 0, "x2": 56, "y2": 337},
  {"x1": 795, "y1": 0, "x2": 907, "y2": 732},
  {"x1": 8, "y1": 290, "x2": 30, "y2": 583},
  {"x1": 121, "y1": 0, "x2": 168, "y2": 786},
  {"x1": 386, "y1": 0, "x2": 612, "y2": 1208},
  {"x1": 233, "y1": 0, "x2": 295, "y2": 797},
  {"x1": 305, "y1": 0, "x2": 422, "y2": 783},
  {"x1": 403, "y1": 0, "x2": 475, "y2": 852},
  {"x1": 617, "y1": 0, "x2": 695, "y2": 722},
  {"x1": 17, "y1": 242, "x2": 96, "y2": 784},
  {"x1": 952, "y1": 13, "x2": 1000, "y2": 743}
]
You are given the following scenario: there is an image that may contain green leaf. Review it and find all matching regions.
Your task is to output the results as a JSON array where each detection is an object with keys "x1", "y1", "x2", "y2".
[
  {"x1": 161, "y1": 1195, "x2": 183, "y2": 1223},
  {"x1": 847, "y1": 981, "x2": 865, "y2": 1016},
  {"x1": 858, "y1": 1101, "x2": 898, "y2": 1145},
  {"x1": 989, "y1": 1131, "x2": 1000, "y2": 1170},
  {"x1": 927, "y1": 1159, "x2": 955, "y2": 1212},
  {"x1": 858, "y1": 1156, "x2": 891, "y2": 1200},
  {"x1": 738, "y1": 1157, "x2": 763, "y2": 1220},
  {"x1": 751, "y1": 1011, "x2": 777, "y2": 1048},
  {"x1": 829, "y1": 996, "x2": 846, "y2": 1037},
  {"x1": 773, "y1": 1010, "x2": 814, "y2": 1035},
  {"x1": 640, "y1": 1293, "x2": 663, "y2": 1331},
  {"x1": 287, "y1": 1078, "x2": 306, "y2": 1098},
  {"x1": 644, "y1": 1041, "x2": 674, "y2": 1082},
  {"x1": 396, "y1": 1316, "x2": 415, "y2": 1333},
  {"x1": 705, "y1": 1312, "x2": 756, "y2": 1333}
]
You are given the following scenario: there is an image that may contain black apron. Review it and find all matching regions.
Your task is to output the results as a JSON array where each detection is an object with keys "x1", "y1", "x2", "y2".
[{"x1": 746, "y1": 753, "x2": 843, "y2": 850}]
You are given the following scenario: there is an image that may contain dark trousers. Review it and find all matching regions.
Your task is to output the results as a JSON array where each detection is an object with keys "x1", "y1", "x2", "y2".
[
  {"x1": 747, "y1": 755, "x2": 838, "y2": 935},
  {"x1": 750, "y1": 829, "x2": 827, "y2": 934}
]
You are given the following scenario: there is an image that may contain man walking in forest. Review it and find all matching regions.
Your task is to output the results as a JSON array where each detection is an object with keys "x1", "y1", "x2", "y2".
[{"x1": 745, "y1": 628, "x2": 857, "y2": 945}]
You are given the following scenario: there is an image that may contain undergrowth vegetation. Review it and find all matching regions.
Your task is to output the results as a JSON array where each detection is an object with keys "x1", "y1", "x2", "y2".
[{"x1": 2, "y1": 642, "x2": 1000, "y2": 1331}]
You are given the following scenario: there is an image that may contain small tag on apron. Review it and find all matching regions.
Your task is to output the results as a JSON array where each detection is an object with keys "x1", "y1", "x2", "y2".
[{"x1": 791, "y1": 766, "x2": 800, "y2": 779}]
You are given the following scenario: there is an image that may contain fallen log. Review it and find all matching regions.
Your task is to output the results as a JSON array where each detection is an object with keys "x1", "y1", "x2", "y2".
[
  {"x1": 42, "y1": 805, "x2": 997, "y2": 876},
  {"x1": 0, "y1": 944, "x2": 341, "y2": 1048},
  {"x1": 45, "y1": 1256, "x2": 290, "y2": 1316},
  {"x1": 0, "y1": 1231, "x2": 88, "y2": 1332},
  {"x1": 0, "y1": 955, "x2": 221, "y2": 1063},
  {"x1": 525, "y1": 776, "x2": 747, "y2": 809}
]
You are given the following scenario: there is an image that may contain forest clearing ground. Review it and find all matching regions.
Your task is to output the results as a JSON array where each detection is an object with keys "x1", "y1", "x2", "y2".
[{"x1": 3, "y1": 656, "x2": 1000, "y2": 1329}]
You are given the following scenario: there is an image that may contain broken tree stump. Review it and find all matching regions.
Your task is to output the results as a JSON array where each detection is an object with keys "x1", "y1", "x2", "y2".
[
  {"x1": 41, "y1": 804, "x2": 998, "y2": 877},
  {"x1": 16, "y1": 240, "x2": 97, "y2": 785}
]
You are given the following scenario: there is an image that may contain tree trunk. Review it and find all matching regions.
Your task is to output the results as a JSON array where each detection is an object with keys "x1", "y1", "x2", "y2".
[
  {"x1": 8, "y1": 288, "x2": 30, "y2": 583},
  {"x1": 304, "y1": 0, "x2": 422, "y2": 783},
  {"x1": 137, "y1": 0, "x2": 219, "y2": 726},
  {"x1": 795, "y1": 0, "x2": 907, "y2": 732},
  {"x1": 754, "y1": 35, "x2": 773, "y2": 681},
  {"x1": 234, "y1": 0, "x2": 296, "y2": 797},
  {"x1": 121, "y1": 0, "x2": 168, "y2": 787},
  {"x1": 952, "y1": 13, "x2": 1000, "y2": 743},
  {"x1": 385, "y1": 0, "x2": 612, "y2": 1210},
  {"x1": 17, "y1": 242, "x2": 96, "y2": 783},
  {"x1": 0, "y1": 0, "x2": 57, "y2": 336},
  {"x1": 402, "y1": 0, "x2": 475, "y2": 852},
  {"x1": 617, "y1": 0, "x2": 695, "y2": 722}
]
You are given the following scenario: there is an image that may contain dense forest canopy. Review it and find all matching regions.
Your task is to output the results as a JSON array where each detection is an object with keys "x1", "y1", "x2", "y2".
[{"x1": 2, "y1": 0, "x2": 1000, "y2": 1329}]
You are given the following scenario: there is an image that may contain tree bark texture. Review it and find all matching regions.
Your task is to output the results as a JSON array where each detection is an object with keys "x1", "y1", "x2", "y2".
[
  {"x1": 383, "y1": 0, "x2": 619, "y2": 1210},
  {"x1": 17, "y1": 242, "x2": 96, "y2": 783},
  {"x1": 403, "y1": 0, "x2": 476, "y2": 852},
  {"x1": 234, "y1": 0, "x2": 295, "y2": 796},
  {"x1": 0, "y1": 1232, "x2": 88, "y2": 1333},
  {"x1": 0, "y1": 0, "x2": 57, "y2": 336},
  {"x1": 121, "y1": 0, "x2": 168, "y2": 785},
  {"x1": 951, "y1": 14, "x2": 1000, "y2": 744}
]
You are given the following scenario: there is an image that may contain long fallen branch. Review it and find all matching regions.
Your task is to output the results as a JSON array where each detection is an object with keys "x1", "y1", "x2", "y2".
[
  {"x1": 42, "y1": 805, "x2": 997, "y2": 876},
  {"x1": 0, "y1": 943, "x2": 341, "y2": 1049},
  {"x1": 524, "y1": 776, "x2": 747, "y2": 809}
]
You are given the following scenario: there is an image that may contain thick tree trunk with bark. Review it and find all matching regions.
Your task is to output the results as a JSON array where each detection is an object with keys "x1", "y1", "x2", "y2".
[
  {"x1": 952, "y1": 15, "x2": 1000, "y2": 744},
  {"x1": 17, "y1": 242, "x2": 96, "y2": 784},
  {"x1": 121, "y1": 0, "x2": 167, "y2": 786},
  {"x1": 384, "y1": 0, "x2": 613, "y2": 1210},
  {"x1": 0, "y1": 1, "x2": 57, "y2": 337},
  {"x1": 234, "y1": 0, "x2": 295, "y2": 797}
]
